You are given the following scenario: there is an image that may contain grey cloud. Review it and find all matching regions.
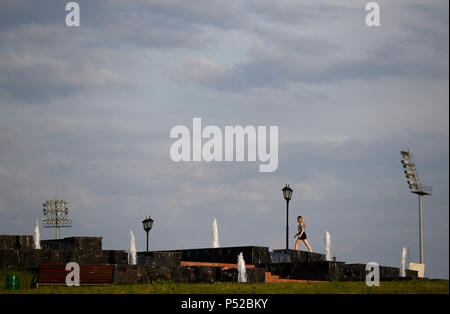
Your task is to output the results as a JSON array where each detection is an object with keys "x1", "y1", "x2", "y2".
[
  {"x1": 197, "y1": 47, "x2": 446, "y2": 92},
  {"x1": 0, "y1": 0, "x2": 247, "y2": 103},
  {"x1": 129, "y1": 0, "x2": 247, "y2": 30},
  {"x1": 243, "y1": 0, "x2": 318, "y2": 24},
  {"x1": 170, "y1": 1, "x2": 448, "y2": 90},
  {"x1": 243, "y1": 0, "x2": 355, "y2": 25},
  {"x1": 0, "y1": 0, "x2": 246, "y2": 48},
  {"x1": 202, "y1": 34, "x2": 447, "y2": 91},
  {"x1": 0, "y1": 52, "x2": 129, "y2": 103}
]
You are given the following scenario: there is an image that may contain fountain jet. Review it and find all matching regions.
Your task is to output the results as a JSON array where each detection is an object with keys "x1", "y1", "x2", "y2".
[
  {"x1": 34, "y1": 219, "x2": 41, "y2": 249},
  {"x1": 324, "y1": 231, "x2": 332, "y2": 261},
  {"x1": 400, "y1": 247, "x2": 407, "y2": 277},
  {"x1": 128, "y1": 230, "x2": 137, "y2": 265},
  {"x1": 212, "y1": 217, "x2": 219, "y2": 248},
  {"x1": 237, "y1": 252, "x2": 247, "y2": 283}
]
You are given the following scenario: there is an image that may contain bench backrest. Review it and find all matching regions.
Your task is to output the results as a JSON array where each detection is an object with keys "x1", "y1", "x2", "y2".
[{"x1": 38, "y1": 264, "x2": 114, "y2": 285}]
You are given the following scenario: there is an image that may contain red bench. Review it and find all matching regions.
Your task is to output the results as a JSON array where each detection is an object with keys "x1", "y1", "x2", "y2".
[{"x1": 37, "y1": 264, "x2": 114, "y2": 286}]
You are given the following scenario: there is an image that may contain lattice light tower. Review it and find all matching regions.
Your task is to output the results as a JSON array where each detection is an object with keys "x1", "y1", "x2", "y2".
[
  {"x1": 42, "y1": 199, "x2": 71, "y2": 239},
  {"x1": 400, "y1": 150, "x2": 432, "y2": 264}
]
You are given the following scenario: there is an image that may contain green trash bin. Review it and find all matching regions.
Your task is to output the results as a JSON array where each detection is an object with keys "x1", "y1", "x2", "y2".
[{"x1": 5, "y1": 275, "x2": 20, "y2": 290}]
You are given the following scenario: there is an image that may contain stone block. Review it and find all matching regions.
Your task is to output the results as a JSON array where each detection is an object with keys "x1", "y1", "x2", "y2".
[
  {"x1": 137, "y1": 251, "x2": 181, "y2": 267},
  {"x1": 267, "y1": 261, "x2": 345, "y2": 281},
  {"x1": 112, "y1": 264, "x2": 183, "y2": 284},
  {"x1": 41, "y1": 237, "x2": 102, "y2": 251},
  {"x1": 0, "y1": 235, "x2": 34, "y2": 249},
  {"x1": 113, "y1": 264, "x2": 139, "y2": 284},
  {"x1": 156, "y1": 246, "x2": 270, "y2": 265},
  {"x1": 342, "y1": 264, "x2": 407, "y2": 281},
  {"x1": 178, "y1": 266, "x2": 220, "y2": 283},
  {"x1": 246, "y1": 267, "x2": 267, "y2": 283},
  {"x1": 272, "y1": 249, "x2": 327, "y2": 263},
  {"x1": 269, "y1": 251, "x2": 291, "y2": 263},
  {"x1": 222, "y1": 268, "x2": 238, "y2": 282},
  {"x1": 221, "y1": 267, "x2": 266, "y2": 283},
  {"x1": 0, "y1": 248, "x2": 128, "y2": 269},
  {"x1": 405, "y1": 269, "x2": 418, "y2": 279},
  {"x1": 100, "y1": 250, "x2": 128, "y2": 265}
]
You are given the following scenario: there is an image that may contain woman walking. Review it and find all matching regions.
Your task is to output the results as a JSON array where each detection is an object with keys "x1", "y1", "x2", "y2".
[{"x1": 294, "y1": 216, "x2": 312, "y2": 252}]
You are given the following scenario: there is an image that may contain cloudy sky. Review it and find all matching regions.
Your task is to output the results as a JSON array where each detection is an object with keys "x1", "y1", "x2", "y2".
[{"x1": 0, "y1": 0, "x2": 448, "y2": 279}]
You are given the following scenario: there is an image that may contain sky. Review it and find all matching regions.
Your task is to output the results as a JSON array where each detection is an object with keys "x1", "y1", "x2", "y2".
[{"x1": 0, "y1": 0, "x2": 448, "y2": 279}]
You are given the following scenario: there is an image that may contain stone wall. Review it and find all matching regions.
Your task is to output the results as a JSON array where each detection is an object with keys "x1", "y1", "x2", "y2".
[
  {"x1": 41, "y1": 237, "x2": 102, "y2": 251},
  {"x1": 341, "y1": 264, "x2": 418, "y2": 281},
  {"x1": 273, "y1": 249, "x2": 327, "y2": 263},
  {"x1": 112, "y1": 264, "x2": 266, "y2": 284},
  {"x1": 156, "y1": 246, "x2": 271, "y2": 265},
  {"x1": 269, "y1": 251, "x2": 291, "y2": 263},
  {"x1": 0, "y1": 235, "x2": 127, "y2": 270},
  {"x1": 267, "y1": 261, "x2": 419, "y2": 281},
  {"x1": 267, "y1": 261, "x2": 345, "y2": 281},
  {"x1": 0, "y1": 235, "x2": 34, "y2": 249},
  {"x1": 136, "y1": 251, "x2": 181, "y2": 268},
  {"x1": 0, "y1": 248, "x2": 127, "y2": 269},
  {"x1": 112, "y1": 264, "x2": 179, "y2": 284},
  {"x1": 182, "y1": 267, "x2": 265, "y2": 283},
  {"x1": 0, "y1": 235, "x2": 103, "y2": 251},
  {"x1": 0, "y1": 235, "x2": 420, "y2": 283}
]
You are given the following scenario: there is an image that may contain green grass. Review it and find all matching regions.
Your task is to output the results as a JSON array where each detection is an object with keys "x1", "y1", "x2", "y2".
[{"x1": 1, "y1": 269, "x2": 448, "y2": 294}]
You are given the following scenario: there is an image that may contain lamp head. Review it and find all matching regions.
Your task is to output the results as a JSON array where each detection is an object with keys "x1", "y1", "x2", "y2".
[
  {"x1": 142, "y1": 217, "x2": 154, "y2": 232},
  {"x1": 282, "y1": 184, "x2": 293, "y2": 201}
]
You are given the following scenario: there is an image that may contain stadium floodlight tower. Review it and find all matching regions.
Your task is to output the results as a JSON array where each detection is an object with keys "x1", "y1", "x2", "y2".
[
  {"x1": 400, "y1": 150, "x2": 432, "y2": 266},
  {"x1": 42, "y1": 199, "x2": 71, "y2": 239}
]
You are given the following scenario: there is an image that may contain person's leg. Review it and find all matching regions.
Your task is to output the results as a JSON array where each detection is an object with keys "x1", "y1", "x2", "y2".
[
  {"x1": 295, "y1": 239, "x2": 300, "y2": 250},
  {"x1": 303, "y1": 239, "x2": 312, "y2": 252}
]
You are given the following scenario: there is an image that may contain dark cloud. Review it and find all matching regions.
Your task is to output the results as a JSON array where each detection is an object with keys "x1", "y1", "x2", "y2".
[
  {"x1": 0, "y1": 0, "x2": 246, "y2": 47},
  {"x1": 0, "y1": 0, "x2": 64, "y2": 28}
]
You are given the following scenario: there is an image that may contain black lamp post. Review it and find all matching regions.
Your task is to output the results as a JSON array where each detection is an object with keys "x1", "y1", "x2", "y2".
[
  {"x1": 282, "y1": 184, "x2": 293, "y2": 250},
  {"x1": 142, "y1": 217, "x2": 154, "y2": 252}
]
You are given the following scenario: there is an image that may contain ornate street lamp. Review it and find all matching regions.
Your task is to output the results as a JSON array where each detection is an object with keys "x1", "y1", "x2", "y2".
[
  {"x1": 142, "y1": 217, "x2": 154, "y2": 252},
  {"x1": 282, "y1": 184, "x2": 293, "y2": 250}
]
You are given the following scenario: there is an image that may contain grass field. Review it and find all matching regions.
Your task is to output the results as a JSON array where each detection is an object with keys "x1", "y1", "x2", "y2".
[{"x1": 1, "y1": 269, "x2": 448, "y2": 294}]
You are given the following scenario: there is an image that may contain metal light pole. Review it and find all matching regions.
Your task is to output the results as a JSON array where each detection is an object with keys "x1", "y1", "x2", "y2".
[
  {"x1": 282, "y1": 184, "x2": 293, "y2": 250},
  {"x1": 418, "y1": 194, "x2": 424, "y2": 264},
  {"x1": 142, "y1": 217, "x2": 154, "y2": 252},
  {"x1": 42, "y1": 199, "x2": 71, "y2": 239},
  {"x1": 400, "y1": 150, "x2": 431, "y2": 265}
]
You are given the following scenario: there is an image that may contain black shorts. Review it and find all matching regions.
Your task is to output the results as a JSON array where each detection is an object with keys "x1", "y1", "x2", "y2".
[{"x1": 297, "y1": 233, "x2": 307, "y2": 240}]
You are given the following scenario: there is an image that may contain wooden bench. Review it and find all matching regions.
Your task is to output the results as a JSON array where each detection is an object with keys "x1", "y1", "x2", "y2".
[{"x1": 36, "y1": 264, "x2": 114, "y2": 286}]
